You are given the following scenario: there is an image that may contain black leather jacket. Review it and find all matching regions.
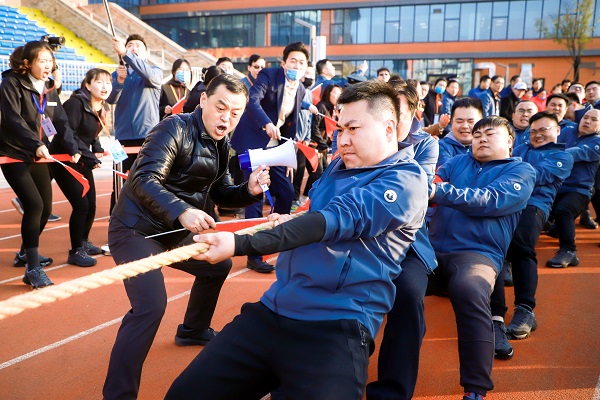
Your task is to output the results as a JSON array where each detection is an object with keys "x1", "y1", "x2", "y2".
[{"x1": 111, "y1": 107, "x2": 261, "y2": 240}]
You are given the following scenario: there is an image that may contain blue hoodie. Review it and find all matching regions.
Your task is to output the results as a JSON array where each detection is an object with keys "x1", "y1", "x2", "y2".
[
  {"x1": 429, "y1": 153, "x2": 535, "y2": 270},
  {"x1": 558, "y1": 130, "x2": 600, "y2": 197},
  {"x1": 260, "y1": 146, "x2": 428, "y2": 336},
  {"x1": 437, "y1": 134, "x2": 470, "y2": 168},
  {"x1": 107, "y1": 51, "x2": 162, "y2": 141},
  {"x1": 513, "y1": 142, "x2": 574, "y2": 219}
]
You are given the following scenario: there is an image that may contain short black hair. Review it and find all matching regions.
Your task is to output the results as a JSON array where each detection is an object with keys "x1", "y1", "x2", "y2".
[
  {"x1": 205, "y1": 74, "x2": 249, "y2": 102},
  {"x1": 564, "y1": 92, "x2": 581, "y2": 104},
  {"x1": 479, "y1": 75, "x2": 491, "y2": 83},
  {"x1": 315, "y1": 58, "x2": 330, "y2": 75},
  {"x1": 510, "y1": 75, "x2": 520, "y2": 83},
  {"x1": 546, "y1": 93, "x2": 569, "y2": 106},
  {"x1": 389, "y1": 81, "x2": 420, "y2": 114},
  {"x1": 561, "y1": 79, "x2": 571, "y2": 85},
  {"x1": 377, "y1": 67, "x2": 390, "y2": 75},
  {"x1": 283, "y1": 42, "x2": 309, "y2": 62},
  {"x1": 338, "y1": 80, "x2": 400, "y2": 123},
  {"x1": 491, "y1": 75, "x2": 504, "y2": 83},
  {"x1": 216, "y1": 57, "x2": 232, "y2": 66},
  {"x1": 473, "y1": 116, "x2": 514, "y2": 139},
  {"x1": 529, "y1": 111, "x2": 559, "y2": 126},
  {"x1": 247, "y1": 54, "x2": 263, "y2": 66},
  {"x1": 585, "y1": 80, "x2": 600, "y2": 89},
  {"x1": 451, "y1": 97, "x2": 483, "y2": 119},
  {"x1": 126, "y1": 34, "x2": 147, "y2": 49}
]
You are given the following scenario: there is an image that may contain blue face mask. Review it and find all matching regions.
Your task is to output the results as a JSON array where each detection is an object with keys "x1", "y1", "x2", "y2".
[
  {"x1": 435, "y1": 85, "x2": 445, "y2": 95},
  {"x1": 175, "y1": 70, "x2": 190, "y2": 83},
  {"x1": 285, "y1": 68, "x2": 303, "y2": 82}
]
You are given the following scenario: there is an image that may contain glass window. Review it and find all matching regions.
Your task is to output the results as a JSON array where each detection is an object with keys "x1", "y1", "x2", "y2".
[
  {"x1": 371, "y1": 7, "x2": 385, "y2": 43},
  {"x1": 524, "y1": 0, "x2": 543, "y2": 38},
  {"x1": 399, "y1": 6, "x2": 414, "y2": 42},
  {"x1": 493, "y1": 1, "x2": 509, "y2": 17},
  {"x1": 386, "y1": 6, "x2": 399, "y2": 22},
  {"x1": 414, "y1": 5, "x2": 429, "y2": 42},
  {"x1": 459, "y1": 3, "x2": 476, "y2": 41},
  {"x1": 596, "y1": 0, "x2": 600, "y2": 36},
  {"x1": 491, "y1": 17, "x2": 508, "y2": 39},
  {"x1": 353, "y1": 8, "x2": 371, "y2": 44},
  {"x1": 429, "y1": 4, "x2": 444, "y2": 42},
  {"x1": 445, "y1": 3, "x2": 460, "y2": 19},
  {"x1": 385, "y1": 21, "x2": 400, "y2": 43},
  {"x1": 540, "y1": 0, "x2": 560, "y2": 36},
  {"x1": 507, "y1": 1, "x2": 526, "y2": 39},
  {"x1": 474, "y1": 2, "x2": 492, "y2": 40},
  {"x1": 445, "y1": 18, "x2": 459, "y2": 41}
]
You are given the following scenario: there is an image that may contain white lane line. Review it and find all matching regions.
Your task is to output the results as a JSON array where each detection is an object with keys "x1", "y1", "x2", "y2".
[
  {"x1": 0, "y1": 257, "x2": 276, "y2": 370},
  {"x1": 0, "y1": 216, "x2": 109, "y2": 242},
  {"x1": 0, "y1": 193, "x2": 111, "y2": 214},
  {"x1": 593, "y1": 373, "x2": 600, "y2": 400}
]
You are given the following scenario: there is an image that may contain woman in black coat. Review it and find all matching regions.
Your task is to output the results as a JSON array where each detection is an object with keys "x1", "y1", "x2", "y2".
[
  {"x1": 159, "y1": 58, "x2": 191, "y2": 119},
  {"x1": 0, "y1": 41, "x2": 81, "y2": 288}
]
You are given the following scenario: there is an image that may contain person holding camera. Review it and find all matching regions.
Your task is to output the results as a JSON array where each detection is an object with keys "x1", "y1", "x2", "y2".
[{"x1": 0, "y1": 41, "x2": 81, "y2": 288}]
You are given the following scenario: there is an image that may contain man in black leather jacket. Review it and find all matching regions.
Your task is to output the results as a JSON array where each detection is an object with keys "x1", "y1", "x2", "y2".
[{"x1": 102, "y1": 74, "x2": 271, "y2": 400}]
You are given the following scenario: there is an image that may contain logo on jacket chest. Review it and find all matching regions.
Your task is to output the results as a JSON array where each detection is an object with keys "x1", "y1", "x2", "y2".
[{"x1": 384, "y1": 190, "x2": 397, "y2": 203}]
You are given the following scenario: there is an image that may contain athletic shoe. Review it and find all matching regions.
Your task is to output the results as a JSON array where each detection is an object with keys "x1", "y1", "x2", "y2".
[
  {"x1": 48, "y1": 213, "x2": 61, "y2": 222},
  {"x1": 23, "y1": 268, "x2": 54, "y2": 289},
  {"x1": 101, "y1": 244, "x2": 111, "y2": 256},
  {"x1": 463, "y1": 392, "x2": 486, "y2": 400},
  {"x1": 11, "y1": 198, "x2": 24, "y2": 215},
  {"x1": 507, "y1": 304, "x2": 538, "y2": 339},
  {"x1": 579, "y1": 209, "x2": 598, "y2": 229},
  {"x1": 545, "y1": 223, "x2": 558, "y2": 238},
  {"x1": 546, "y1": 250, "x2": 579, "y2": 268},
  {"x1": 174, "y1": 325, "x2": 217, "y2": 346},
  {"x1": 247, "y1": 258, "x2": 275, "y2": 273},
  {"x1": 82, "y1": 239, "x2": 102, "y2": 256},
  {"x1": 503, "y1": 261, "x2": 513, "y2": 287},
  {"x1": 67, "y1": 248, "x2": 97, "y2": 267},
  {"x1": 493, "y1": 320, "x2": 514, "y2": 359},
  {"x1": 13, "y1": 252, "x2": 53, "y2": 268}
]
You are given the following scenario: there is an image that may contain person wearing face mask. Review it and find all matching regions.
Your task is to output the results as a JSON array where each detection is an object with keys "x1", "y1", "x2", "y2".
[
  {"x1": 0, "y1": 41, "x2": 82, "y2": 288},
  {"x1": 231, "y1": 41, "x2": 318, "y2": 273},
  {"x1": 423, "y1": 77, "x2": 447, "y2": 127},
  {"x1": 159, "y1": 58, "x2": 191, "y2": 119}
]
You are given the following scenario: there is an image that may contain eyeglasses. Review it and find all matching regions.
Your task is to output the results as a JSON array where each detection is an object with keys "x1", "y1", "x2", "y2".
[
  {"x1": 529, "y1": 126, "x2": 558, "y2": 135},
  {"x1": 571, "y1": 86, "x2": 584, "y2": 91},
  {"x1": 516, "y1": 108, "x2": 535, "y2": 115},
  {"x1": 251, "y1": 65, "x2": 264, "y2": 69}
]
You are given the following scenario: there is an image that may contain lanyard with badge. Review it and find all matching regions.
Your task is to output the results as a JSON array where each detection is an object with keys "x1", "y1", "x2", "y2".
[{"x1": 31, "y1": 92, "x2": 57, "y2": 138}]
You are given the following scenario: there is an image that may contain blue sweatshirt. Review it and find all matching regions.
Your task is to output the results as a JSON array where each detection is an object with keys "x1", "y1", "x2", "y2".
[
  {"x1": 437, "y1": 134, "x2": 470, "y2": 168},
  {"x1": 558, "y1": 131, "x2": 600, "y2": 197},
  {"x1": 513, "y1": 142, "x2": 574, "y2": 219},
  {"x1": 429, "y1": 153, "x2": 535, "y2": 270},
  {"x1": 107, "y1": 51, "x2": 162, "y2": 141},
  {"x1": 260, "y1": 146, "x2": 428, "y2": 336}
]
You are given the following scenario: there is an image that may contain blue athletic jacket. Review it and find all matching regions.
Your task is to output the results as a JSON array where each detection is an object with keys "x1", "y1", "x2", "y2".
[
  {"x1": 437, "y1": 134, "x2": 470, "y2": 168},
  {"x1": 429, "y1": 153, "x2": 535, "y2": 270},
  {"x1": 400, "y1": 131, "x2": 439, "y2": 272},
  {"x1": 107, "y1": 51, "x2": 162, "y2": 141},
  {"x1": 557, "y1": 130, "x2": 600, "y2": 198},
  {"x1": 260, "y1": 146, "x2": 428, "y2": 336},
  {"x1": 513, "y1": 126, "x2": 529, "y2": 149},
  {"x1": 477, "y1": 89, "x2": 500, "y2": 118},
  {"x1": 513, "y1": 142, "x2": 574, "y2": 219}
]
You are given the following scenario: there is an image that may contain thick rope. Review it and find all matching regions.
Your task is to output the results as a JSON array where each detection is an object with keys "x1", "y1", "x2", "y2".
[{"x1": 0, "y1": 219, "x2": 280, "y2": 320}]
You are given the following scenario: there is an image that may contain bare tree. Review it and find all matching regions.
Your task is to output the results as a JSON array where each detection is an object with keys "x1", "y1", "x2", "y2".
[{"x1": 537, "y1": 0, "x2": 597, "y2": 81}]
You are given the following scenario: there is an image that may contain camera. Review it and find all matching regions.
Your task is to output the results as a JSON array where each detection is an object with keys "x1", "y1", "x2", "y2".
[{"x1": 41, "y1": 35, "x2": 65, "y2": 51}]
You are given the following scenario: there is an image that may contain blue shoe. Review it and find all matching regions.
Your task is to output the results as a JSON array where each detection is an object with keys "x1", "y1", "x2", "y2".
[
  {"x1": 48, "y1": 213, "x2": 61, "y2": 222},
  {"x1": 493, "y1": 320, "x2": 514, "y2": 359},
  {"x1": 463, "y1": 392, "x2": 486, "y2": 400},
  {"x1": 247, "y1": 258, "x2": 275, "y2": 273},
  {"x1": 507, "y1": 305, "x2": 538, "y2": 339},
  {"x1": 23, "y1": 268, "x2": 54, "y2": 289},
  {"x1": 174, "y1": 325, "x2": 217, "y2": 346},
  {"x1": 13, "y1": 252, "x2": 53, "y2": 268},
  {"x1": 82, "y1": 239, "x2": 102, "y2": 256}
]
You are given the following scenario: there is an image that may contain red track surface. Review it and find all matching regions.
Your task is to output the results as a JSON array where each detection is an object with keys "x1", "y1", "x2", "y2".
[{"x1": 1, "y1": 172, "x2": 599, "y2": 399}]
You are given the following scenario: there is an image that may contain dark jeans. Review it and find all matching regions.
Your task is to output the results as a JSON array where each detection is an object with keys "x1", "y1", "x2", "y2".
[
  {"x1": 365, "y1": 249, "x2": 429, "y2": 400},
  {"x1": 1, "y1": 162, "x2": 51, "y2": 249},
  {"x1": 102, "y1": 218, "x2": 232, "y2": 400},
  {"x1": 293, "y1": 150, "x2": 324, "y2": 199},
  {"x1": 551, "y1": 191, "x2": 588, "y2": 251},
  {"x1": 491, "y1": 206, "x2": 545, "y2": 316},
  {"x1": 165, "y1": 302, "x2": 373, "y2": 400},
  {"x1": 50, "y1": 162, "x2": 96, "y2": 250},
  {"x1": 427, "y1": 252, "x2": 498, "y2": 395}
]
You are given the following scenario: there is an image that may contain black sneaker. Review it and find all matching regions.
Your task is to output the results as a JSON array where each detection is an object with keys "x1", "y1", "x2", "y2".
[
  {"x1": 579, "y1": 209, "x2": 598, "y2": 229},
  {"x1": 247, "y1": 258, "x2": 275, "y2": 273},
  {"x1": 493, "y1": 320, "x2": 514, "y2": 359},
  {"x1": 48, "y1": 213, "x2": 61, "y2": 222},
  {"x1": 23, "y1": 268, "x2": 54, "y2": 289},
  {"x1": 67, "y1": 248, "x2": 97, "y2": 267},
  {"x1": 545, "y1": 223, "x2": 558, "y2": 238},
  {"x1": 503, "y1": 261, "x2": 513, "y2": 287},
  {"x1": 13, "y1": 252, "x2": 53, "y2": 268},
  {"x1": 82, "y1": 239, "x2": 102, "y2": 256},
  {"x1": 174, "y1": 325, "x2": 217, "y2": 346},
  {"x1": 546, "y1": 249, "x2": 579, "y2": 268},
  {"x1": 11, "y1": 198, "x2": 24, "y2": 215},
  {"x1": 507, "y1": 304, "x2": 538, "y2": 339}
]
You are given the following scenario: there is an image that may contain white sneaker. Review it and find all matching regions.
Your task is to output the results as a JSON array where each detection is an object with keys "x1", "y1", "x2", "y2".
[{"x1": 101, "y1": 244, "x2": 111, "y2": 256}]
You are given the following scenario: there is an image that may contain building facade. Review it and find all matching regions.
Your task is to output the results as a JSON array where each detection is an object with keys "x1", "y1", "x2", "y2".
[{"x1": 95, "y1": 0, "x2": 600, "y2": 91}]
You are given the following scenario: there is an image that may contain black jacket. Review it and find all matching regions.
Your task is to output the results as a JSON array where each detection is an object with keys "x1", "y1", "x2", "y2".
[
  {"x1": 311, "y1": 100, "x2": 334, "y2": 151},
  {"x1": 182, "y1": 81, "x2": 206, "y2": 114},
  {"x1": 51, "y1": 88, "x2": 105, "y2": 169},
  {"x1": 111, "y1": 107, "x2": 262, "y2": 241},
  {"x1": 0, "y1": 69, "x2": 79, "y2": 162},
  {"x1": 159, "y1": 79, "x2": 189, "y2": 119}
]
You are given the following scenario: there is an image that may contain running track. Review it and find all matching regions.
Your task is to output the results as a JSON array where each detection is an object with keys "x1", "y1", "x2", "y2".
[{"x1": 0, "y1": 169, "x2": 599, "y2": 399}]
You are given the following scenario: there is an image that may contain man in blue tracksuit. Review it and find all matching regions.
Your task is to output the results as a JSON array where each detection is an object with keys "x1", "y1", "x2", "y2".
[
  {"x1": 427, "y1": 117, "x2": 535, "y2": 400},
  {"x1": 437, "y1": 97, "x2": 483, "y2": 168},
  {"x1": 477, "y1": 75, "x2": 505, "y2": 118},
  {"x1": 165, "y1": 80, "x2": 428, "y2": 400},
  {"x1": 106, "y1": 34, "x2": 162, "y2": 211},
  {"x1": 366, "y1": 83, "x2": 438, "y2": 400},
  {"x1": 490, "y1": 112, "x2": 573, "y2": 359},
  {"x1": 546, "y1": 109, "x2": 600, "y2": 267},
  {"x1": 511, "y1": 100, "x2": 538, "y2": 148}
]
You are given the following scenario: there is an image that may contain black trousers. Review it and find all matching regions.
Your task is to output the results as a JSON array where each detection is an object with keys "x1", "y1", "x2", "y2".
[
  {"x1": 102, "y1": 218, "x2": 232, "y2": 400},
  {"x1": 491, "y1": 206, "x2": 545, "y2": 316},
  {"x1": 49, "y1": 162, "x2": 96, "y2": 250},
  {"x1": 1, "y1": 162, "x2": 52, "y2": 249},
  {"x1": 365, "y1": 249, "x2": 429, "y2": 400},
  {"x1": 293, "y1": 150, "x2": 323, "y2": 200},
  {"x1": 165, "y1": 302, "x2": 374, "y2": 400},
  {"x1": 427, "y1": 252, "x2": 498, "y2": 395},
  {"x1": 551, "y1": 191, "x2": 588, "y2": 251}
]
